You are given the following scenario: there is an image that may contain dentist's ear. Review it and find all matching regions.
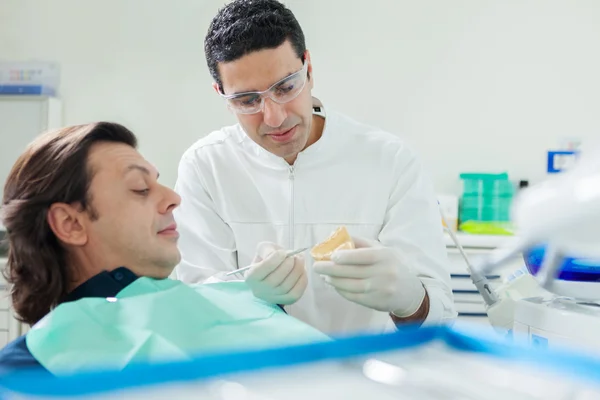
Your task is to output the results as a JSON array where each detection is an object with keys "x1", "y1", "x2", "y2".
[
  {"x1": 304, "y1": 50, "x2": 314, "y2": 88},
  {"x1": 213, "y1": 83, "x2": 234, "y2": 113}
]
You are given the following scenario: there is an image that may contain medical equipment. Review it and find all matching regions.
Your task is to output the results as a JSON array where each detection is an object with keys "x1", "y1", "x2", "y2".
[
  {"x1": 507, "y1": 246, "x2": 600, "y2": 353},
  {"x1": 5, "y1": 325, "x2": 600, "y2": 399},
  {"x1": 464, "y1": 146, "x2": 600, "y2": 351},
  {"x1": 513, "y1": 296, "x2": 600, "y2": 354},
  {"x1": 224, "y1": 247, "x2": 308, "y2": 277},
  {"x1": 439, "y1": 208, "x2": 499, "y2": 307}
]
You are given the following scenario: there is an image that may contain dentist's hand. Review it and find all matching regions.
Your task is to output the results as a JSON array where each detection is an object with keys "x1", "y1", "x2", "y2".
[
  {"x1": 313, "y1": 237, "x2": 427, "y2": 318},
  {"x1": 245, "y1": 242, "x2": 308, "y2": 305}
]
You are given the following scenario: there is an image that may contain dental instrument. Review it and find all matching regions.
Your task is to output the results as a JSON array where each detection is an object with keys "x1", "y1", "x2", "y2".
[
  {"x1": 225, "y1": 247, "x2": 308, "y2": 277},
  {"x1": 439, "y1": 208, "x2": 499, "y2": 307}
]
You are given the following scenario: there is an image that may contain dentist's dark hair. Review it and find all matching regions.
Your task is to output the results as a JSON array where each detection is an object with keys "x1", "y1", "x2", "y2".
[
  {"x1": 204, "y1": 0, "x2": 307, "y2": 91},
  {"x1": 0, "y1": 122, "x2": 137, "y2": 325}
]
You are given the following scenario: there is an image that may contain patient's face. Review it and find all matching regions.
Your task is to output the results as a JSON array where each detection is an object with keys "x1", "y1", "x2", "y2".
[{"x1": 83, "y1": 142, "x2": 181, "y2": 278}]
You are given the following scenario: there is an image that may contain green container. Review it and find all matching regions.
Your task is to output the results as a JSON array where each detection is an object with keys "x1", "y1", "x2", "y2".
[
  {"x1": 460, "y1": 196, "x2": 513, "y2": 210},
  {"x1": 460, "y1": 173, "x2": 514, "y2": 197},
  {"x1": 459, "y1": 172, "x2": 514, "y2": 223},
  {"x1": 459, "y1": 206, "x2": 511, "y2": 222}
]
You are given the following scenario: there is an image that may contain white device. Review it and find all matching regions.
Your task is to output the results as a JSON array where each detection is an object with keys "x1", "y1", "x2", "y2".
[
  {"x1": 464, "y1": 145, "x2": 600, "y2": 352},
  {"x1": 513, "y1": 296, "x2": 600, "y2": 355}
]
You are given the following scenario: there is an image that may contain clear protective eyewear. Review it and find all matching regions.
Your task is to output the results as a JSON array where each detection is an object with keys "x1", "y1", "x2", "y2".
[{"x1": 219, "y1": 61, "x2": 308, "y2": 114}]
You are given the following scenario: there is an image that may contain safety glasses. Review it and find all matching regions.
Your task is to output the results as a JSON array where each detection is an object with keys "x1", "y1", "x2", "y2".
[{"x1": 219, "y1": 61, "x2": 308, "y2": 114}]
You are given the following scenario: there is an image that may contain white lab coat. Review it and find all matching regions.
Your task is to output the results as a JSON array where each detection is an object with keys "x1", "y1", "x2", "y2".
[{"x1": 173, "y1": 100, "x2": 456, "y2": 335}]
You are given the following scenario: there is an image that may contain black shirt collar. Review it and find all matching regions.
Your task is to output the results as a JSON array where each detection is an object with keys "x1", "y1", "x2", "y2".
[{"x1": 61, "y1": 267, "x2": 139, "y2": 304}]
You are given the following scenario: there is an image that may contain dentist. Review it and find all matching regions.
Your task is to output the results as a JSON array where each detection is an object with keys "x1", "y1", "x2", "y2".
[{"x1": 173, "y1": 0, "x2": 456, "y2": 335}]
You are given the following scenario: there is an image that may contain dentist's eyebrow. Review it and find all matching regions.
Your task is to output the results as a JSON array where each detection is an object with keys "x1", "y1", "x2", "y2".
[{"x1": 230, "y1": 68, "x2": 301, "y2": 95}]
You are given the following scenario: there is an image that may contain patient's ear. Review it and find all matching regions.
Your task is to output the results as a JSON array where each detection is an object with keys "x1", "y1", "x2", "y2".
[{"x1": 47, "y1": 203, "x2": 88, "y2": 246}]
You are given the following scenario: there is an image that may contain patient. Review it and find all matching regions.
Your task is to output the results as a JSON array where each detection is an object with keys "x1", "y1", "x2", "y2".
[{"x1": 0, "y1": 122, "x2": 327, "y2": 375}]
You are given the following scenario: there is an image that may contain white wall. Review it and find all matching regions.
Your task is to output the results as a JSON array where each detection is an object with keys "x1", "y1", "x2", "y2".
[{"x1": 1, "y1": 0, "x2": 600, "y2": 194}]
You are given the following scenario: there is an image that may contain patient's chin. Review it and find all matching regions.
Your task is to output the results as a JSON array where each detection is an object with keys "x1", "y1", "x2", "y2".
[
  {"x1": 163, "y1": 251, "x2": 181, "y2": 272},
  {"x1": 150, "y1": 265, "x2": 177, "y2": 279},
  {"x1": 147, "y1": 250, "x2": 181, "y2": 278}
]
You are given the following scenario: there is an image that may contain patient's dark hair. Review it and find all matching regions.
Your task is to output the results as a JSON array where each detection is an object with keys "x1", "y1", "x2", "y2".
[
  {"x1": 0, "y1": 122, "x2": 137, "y2": 325},
  {"x1": 204, "y1": 0, "x2": 306, "y2": 91}
]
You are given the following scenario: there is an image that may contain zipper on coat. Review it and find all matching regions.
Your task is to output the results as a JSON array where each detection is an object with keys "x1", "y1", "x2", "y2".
[{"x1": 288, "y1": 166, "x2": 295, "y2": 249}]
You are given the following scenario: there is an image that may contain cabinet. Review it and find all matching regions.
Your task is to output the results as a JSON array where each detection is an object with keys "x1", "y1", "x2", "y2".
[
  {"x1": 0, "y1": 95, "x2": 62, "y2": 344},
  {"x1": 444, "y1": 233, "x2": 524, "y2": 330},
  {"x1": 0, "y1": 257, "x2": 24, "y2": 347},
  {"x1": 0, "y1": 95, "x2": 63, "y2": 227}
]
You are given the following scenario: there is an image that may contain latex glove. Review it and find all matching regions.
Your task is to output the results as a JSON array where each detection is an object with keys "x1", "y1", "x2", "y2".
[
  {"x1": 245, "y1": 242, "x2": 308, "y2": 305},
  {"x1": 313, "y1": 237, "x2": 426, "y2": 318}
]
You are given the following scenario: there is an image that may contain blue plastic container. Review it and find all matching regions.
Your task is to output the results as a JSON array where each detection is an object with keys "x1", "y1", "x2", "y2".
[{"x1": 524, "y1": 245, "x2": 600, "y2": 283}]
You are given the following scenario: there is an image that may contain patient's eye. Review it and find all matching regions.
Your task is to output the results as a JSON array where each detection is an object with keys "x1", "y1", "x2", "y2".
[{"x1": 132, "y1": 188, "x2": 150, "y2": 196}]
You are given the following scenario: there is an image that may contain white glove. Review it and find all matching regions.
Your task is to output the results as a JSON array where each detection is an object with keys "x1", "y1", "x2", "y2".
[
  {"x1": 245, "y1": 242, "x2": 308, "y2": 305},
  {"x1": 313, "y1": 237, "x2": 426, "y2": 318}
]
